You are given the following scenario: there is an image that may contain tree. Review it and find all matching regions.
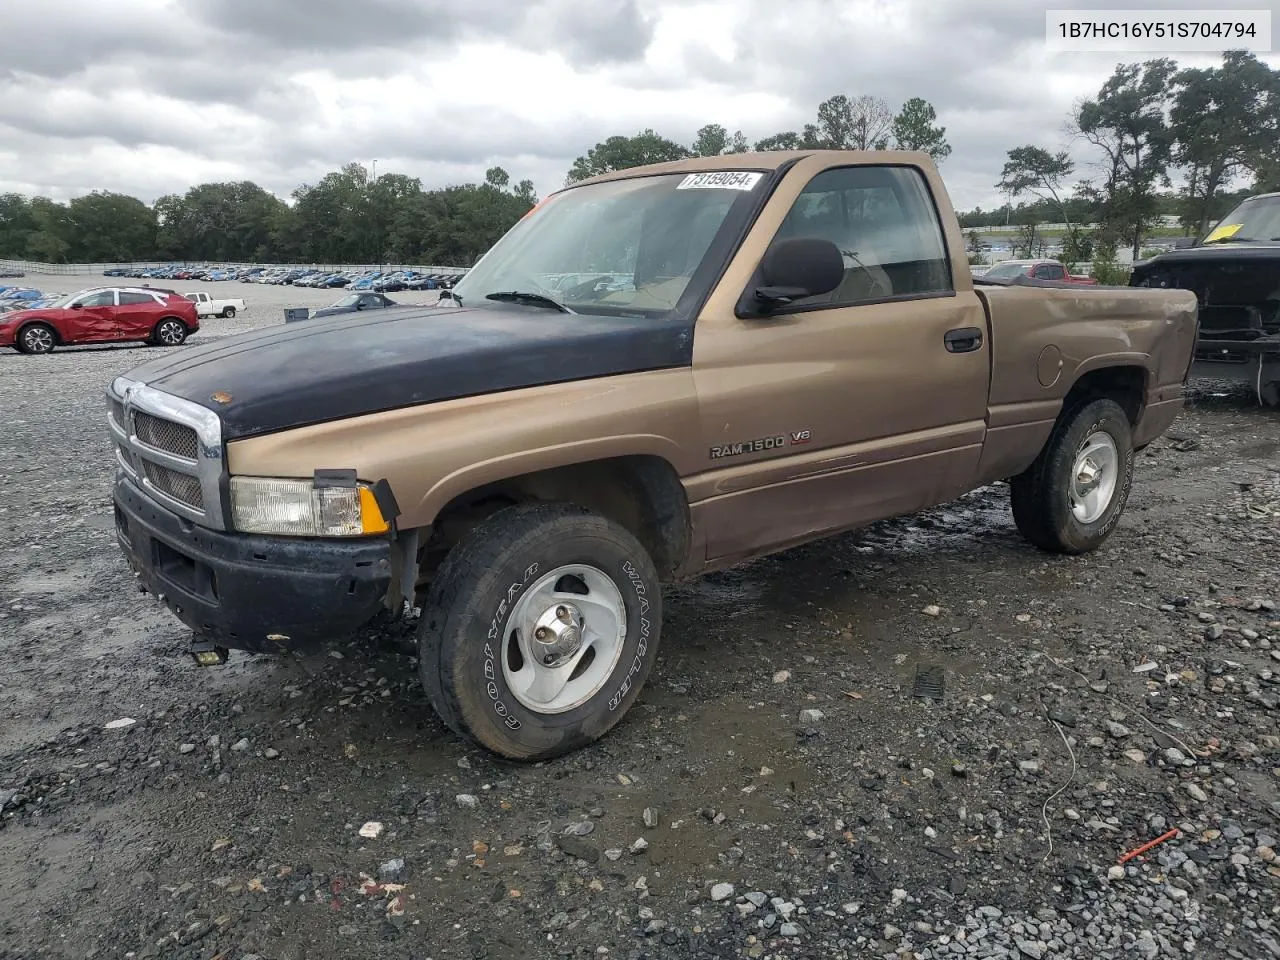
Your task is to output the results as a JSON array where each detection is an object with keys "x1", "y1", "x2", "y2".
[
  {"x1": 691, "y1": 123, "x2": 729, "y2": 157},
  {"x1": 67, "y1": 192, "x2": 156, "y2": 261},
  {"x1": 891, "y1": 97, "x2": 951, "y2": 162},
  {"x1": 817, "y1": 94, "x2": 893, "y2": 149},
  {"x1": 727, "y1": 130, "x2": 749, "y2": 153},
  {"x1": 997, "y1": 146, "x2": 1076, "y2": 228},
  {"x1": 566, "y1": 130, "x2": 692, "y2": 183},
  {"x1": 1171, "y1": 50, "x2": 1280, "y2": 236},
  {"x1": 1073, "y1": 58, "x2": 1178, "y2": 260}
]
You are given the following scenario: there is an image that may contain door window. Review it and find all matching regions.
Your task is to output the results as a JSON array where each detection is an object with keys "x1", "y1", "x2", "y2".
[
  {"x1": 764, "y1": 165, "x2": 952, "y2": 309},
  {"x1": 77, "y1": 291, "x2": 116, "y2": 307},
  {"x1": 118, "y1": 292, "x2": 156, "y2": 305}
]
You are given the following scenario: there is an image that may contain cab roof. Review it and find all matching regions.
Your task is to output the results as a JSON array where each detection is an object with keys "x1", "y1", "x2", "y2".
[{"x1": 568, "y1": 149, "x2": 938, "y2": 188}]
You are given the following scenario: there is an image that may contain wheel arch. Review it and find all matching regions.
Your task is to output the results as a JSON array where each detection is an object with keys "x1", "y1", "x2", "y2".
[
  {"x1": 17, "y1": 319, "x2": 61, "y2": 346},
  {"x1": 413, "y1": 452, "x2": 691, "y2": 587}
]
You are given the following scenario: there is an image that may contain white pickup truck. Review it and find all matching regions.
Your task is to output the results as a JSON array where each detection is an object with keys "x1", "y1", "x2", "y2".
[{"x1": 186, "y1": 291, "x2": 246, "y2": 318}]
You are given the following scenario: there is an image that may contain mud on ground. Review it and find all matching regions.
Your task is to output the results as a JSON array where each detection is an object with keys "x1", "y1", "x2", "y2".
[{"x1": 1, "y1": 327, "x2": 1277, "y2": 960}]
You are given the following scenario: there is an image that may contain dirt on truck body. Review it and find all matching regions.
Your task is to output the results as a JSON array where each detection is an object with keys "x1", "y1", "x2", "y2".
[{"x1": 106, "y1": 149, "x2": 1199, "y2": 761}]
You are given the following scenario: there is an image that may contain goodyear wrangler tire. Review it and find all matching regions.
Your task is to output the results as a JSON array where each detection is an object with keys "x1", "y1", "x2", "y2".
[
  {"x1": 418, "y1": 502, "x2": 663, "y2": 760},
  {"x1": 1010, "y1": 397, "x2": 1134, "y2": 555}
]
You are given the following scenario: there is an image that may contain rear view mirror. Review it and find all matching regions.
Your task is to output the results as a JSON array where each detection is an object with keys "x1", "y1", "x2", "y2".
[{"x1": 754, "y1": 237, "x2": 844, "y2": 311}]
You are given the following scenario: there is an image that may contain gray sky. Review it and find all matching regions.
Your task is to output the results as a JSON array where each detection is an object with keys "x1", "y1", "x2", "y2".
[{"x1": 1, "y1": 0, "x2": 1276, "y2": 211}]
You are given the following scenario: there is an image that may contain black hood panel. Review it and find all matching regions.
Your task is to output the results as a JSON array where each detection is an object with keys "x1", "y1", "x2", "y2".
[{"x1": 121, "y1": 303, "x2": 694, "y2": 439}]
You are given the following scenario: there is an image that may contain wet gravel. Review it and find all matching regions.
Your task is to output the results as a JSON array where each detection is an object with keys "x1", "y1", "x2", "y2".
[{"x1": 1, "y1": 300, "x2": 1278, "y2": 960}]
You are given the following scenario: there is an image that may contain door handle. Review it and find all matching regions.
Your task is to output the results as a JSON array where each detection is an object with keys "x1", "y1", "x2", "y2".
[{"x1": 944, "y1": 327, "x2": 984, "y2": 353}]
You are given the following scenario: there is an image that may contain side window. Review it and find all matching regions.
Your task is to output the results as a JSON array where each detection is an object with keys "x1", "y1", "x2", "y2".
[
  {"x1": 1041, "y1": 263, "x2": 1065, "y2": 281},
  {"x1": 79, "y1": 291, "x2": 116, "y2": 307},
  {"x1": 118, "y1": 292, "x2": 154, "y2": 305},
  {"x1": 765, "y1": 165, "x2": 952, "y2": 309}
]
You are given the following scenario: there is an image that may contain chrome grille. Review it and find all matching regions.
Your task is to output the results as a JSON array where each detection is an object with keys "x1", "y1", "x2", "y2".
[
  {"x1": 132, "y1": 411, "x2": 198, "y2": 460},
  {"x1": 107, "y1": 377, "x2": 226, "y2": 529},
  {"x1": 140, "y1": 460, "x2": 205, "y2": 509}
]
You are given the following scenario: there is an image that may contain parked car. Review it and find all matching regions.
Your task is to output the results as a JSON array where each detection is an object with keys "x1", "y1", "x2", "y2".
[
  {"x1": 186, "y1": 290, "x2": 247, "y2": 318},
  {"x1": 1130, "y1": 190, "x2": 1280, "y2": 407},
  {"x1": 0, "y1": 268, "x2": 24, "y2": 278},
  {"x1": 107, "y1": 150, "x2": 1197, "y2": 761},
  {"x1": 310, "y1": 292, "x2": 400, "y2": 318},
  {"x1": 0, "y1": 286, "x2": 199, "y2": 354},
  {"x1": 981, "y1": 259, "x2": 1098, "y2": 283}
]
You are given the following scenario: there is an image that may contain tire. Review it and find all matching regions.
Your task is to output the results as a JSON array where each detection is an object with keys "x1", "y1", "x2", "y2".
[
  {"x1": 17, "y1": 322, "x2": 56, "y2": 354},
  {"x1": 1010, "y1": 397, "x2": 1134, "y2": 554},
  {"x1": 151, "y1": 317, "x2": 189, "y2": 346},
  {"x1": 221, "y1": 306, "x2": 236, "y2": 318},
  {"x1": 418, "y1": 502, "x2": 663, "y2": 760}
]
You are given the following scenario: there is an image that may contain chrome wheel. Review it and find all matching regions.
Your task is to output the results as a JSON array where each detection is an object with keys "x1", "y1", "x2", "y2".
[
  {"x1": 501, "y1": 564, "x2": 626, "y2": 714},
  {"x1": 1070, "y1": 431, "x2": 1119, "y2": 524},
  {"x1": 156, "y1": 320, "x2": 186, "y2": 345},
  {"x1": 21, "y1": 325, "x2": 54, "y2": 354}
]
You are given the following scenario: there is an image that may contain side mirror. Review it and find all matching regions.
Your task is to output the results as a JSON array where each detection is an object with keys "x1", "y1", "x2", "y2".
[
  {"x1": 754, "y1": 237, "x2": 845, "y2": 311},
  {"x1": 69, "y1": 302, "x2": 83, "y2": 309},
  {"x1": 355, "y1": 302, "x2": 366, "y2": 310}
]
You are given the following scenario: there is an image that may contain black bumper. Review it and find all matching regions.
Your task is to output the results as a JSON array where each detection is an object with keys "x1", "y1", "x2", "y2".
[{"x1": 113, "y1": 475, "x2": 393, "y2": 653}]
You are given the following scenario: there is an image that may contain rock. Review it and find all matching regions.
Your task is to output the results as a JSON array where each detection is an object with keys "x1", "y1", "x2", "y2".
[
  {"x1": 554, "y1": 835, "x2": 599, "y2": 863},
  {"x1": 1164, "y1": 748, "x2": 1187, "y2": 765},
  {"x1": 1106, "y1": 721, "x2": 1131, "y2": 739},
  {"x1": 104, "y1": 718, "x2": 136, "y2": 730},
  {"x1": 1018, "y1": 759, "x2": 1041, "y2": 773},
  {"x1": 1123, "y1": 748, "x2": 1147, "y2": 763},
  {"x1": 1185, "y1": 783, "x2": 1208, "y2": 803},
  {"x1": 1016, "y1": 941, "x2": 1046, "y2": 959},
  {"x1": 642, "y1": 808, "x2": 659, "y2": 829},
  {"x1": 772, "y1": 670, "x2": 791, "y2": 684},
  {"x1": 263, "y1": 748, "x2": 279, "y2": 760},
  {"x1": 1205, "y1": 624, "x2": 1225, "y2": 640},
  {"x1": 745, "y1": 892, "x2": 768, "y2": 908},
  {"x1": 1107, "y1": 865, "x2": 1125, "y2": 881},
  {"x1": 951, "y1": 762, "x2": 968, "y2": 777},
  {"x1": 884, "y1": 925, "x2": 904, "y2": 942},
  {"x1": 358, "y1": 821, "x2": 384, "y2": 839},
  {"x1": 630, "y1": 837, "x2": 649, "y2": 854},
  {"x1": 563, "y1": 821, "x2": 595, "y2": 837},
  {"x1": 710, "y1": 882, "x2": 734, "y2": 902},
  {"x1": 230, "y1": 738, "x2": 250, "y2": 752},
  {"x1": 922, "y1": 604, "x2": 942, "y2": 617},
  {"x1": 179, "y1": 743, "x2": 196, "y2": 754},
  {"x1": 779, "y1": 923, "x2": 800, "y2": 937},
  {"x1": 379, "y1": 858, "x2": 405, "y2": 881},
  {"x1": 604, "y1": 849, "x2": 623, "y2": 861},
  {"x1": 799, "y1": 709, "x2": 824, "y2": 724},
  {"x1": 455, "y1": 794, "x2": 479, "y2": 810}
]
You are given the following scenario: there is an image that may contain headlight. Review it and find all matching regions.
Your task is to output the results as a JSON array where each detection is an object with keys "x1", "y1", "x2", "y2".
[{"x1": 230, "y1": 476, "x2": 390, "y2": 536}]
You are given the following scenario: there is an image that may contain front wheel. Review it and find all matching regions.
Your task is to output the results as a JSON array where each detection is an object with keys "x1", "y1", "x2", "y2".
[
  {"x1": 418, "y1": 502, "x2": 663, "y2": 760},
  {"x1": 221, "y1": 306, "x2": 236, "y2": 318},
  {"x1": 17, "y1": 322, "x2": 56, "y2": 354},
  {"x1": 151, "y1": 318, "x2": 189, "y2": 346},
  {"x1": 1010, "y1": 397, "x2": 1134, "y2": 554}
]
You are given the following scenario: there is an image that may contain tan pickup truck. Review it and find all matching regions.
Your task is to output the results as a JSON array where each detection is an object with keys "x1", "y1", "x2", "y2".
[{"x1": 107, "y1": 150, "x2": 1198, "y2": 759}]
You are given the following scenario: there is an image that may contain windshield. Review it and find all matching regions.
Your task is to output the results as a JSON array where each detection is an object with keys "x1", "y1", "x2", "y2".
[
  {"x1": 451, "y1": 171, "x2": 764, "y2": 316},
  {"x1": 983, "y1": 262, "x2": 1029, "y2": 279},
  {"x1": 1203, "y1": 194, "x2": 1280, "y2": 244}
]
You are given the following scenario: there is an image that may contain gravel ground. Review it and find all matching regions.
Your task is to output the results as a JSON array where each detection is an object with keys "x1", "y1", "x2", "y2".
[{"x1": 1, "y1": 279, "x2": 1278, "y2": 960}]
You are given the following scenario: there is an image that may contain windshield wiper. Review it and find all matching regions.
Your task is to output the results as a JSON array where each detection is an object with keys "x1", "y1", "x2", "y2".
[{"x1": 484, "y1": 291, "x2": 574, "y2": 313}]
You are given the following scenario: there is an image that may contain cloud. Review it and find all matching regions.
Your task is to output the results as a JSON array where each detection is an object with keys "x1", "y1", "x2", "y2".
[{"x1": 0, "y1": 0, "x2": 1275, "y2": 214}]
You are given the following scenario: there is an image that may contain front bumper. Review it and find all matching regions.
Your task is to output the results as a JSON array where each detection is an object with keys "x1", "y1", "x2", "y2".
[{"x1": 113, "y1": 474, "x2": 393, "y2": 653}]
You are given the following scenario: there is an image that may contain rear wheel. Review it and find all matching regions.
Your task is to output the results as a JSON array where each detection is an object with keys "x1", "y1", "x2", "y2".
[
  {"x1": 221, "y1": 306, "x2": 236, "y2": 318},
  {"x1": 1010, "y1": 397, "x2": 1134, "y2": 554},
  {"x1": 418, "y1": 502, "x2": 663, "y2": 760},
  {"x1": 152, "y1": 317, "x2": 189, "y2": 346},
  {"x1": 17, "y1": 323, "x2": 56, "y2": 354}
]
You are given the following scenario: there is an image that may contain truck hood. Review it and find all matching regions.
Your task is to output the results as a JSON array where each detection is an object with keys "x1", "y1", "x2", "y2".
[
  {"x1": 1133, "y1": 244, "x2": 1280, "y2": 273},
  {"x1": 118, "y1": 301, "x2": 694, "y2": 439}
]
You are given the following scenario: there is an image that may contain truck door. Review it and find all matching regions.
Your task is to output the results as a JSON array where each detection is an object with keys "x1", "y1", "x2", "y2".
[{"x1": 689, "y1": 158, "x2": 991, "y2": 562}]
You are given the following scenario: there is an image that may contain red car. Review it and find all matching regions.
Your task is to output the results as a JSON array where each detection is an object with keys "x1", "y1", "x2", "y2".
[
  {"x1": 981, "y1": 259, "x2": 1099, "y2": 284},
  {"x1": 0, "y1": 286, "x2": 200, "y2": 354}
]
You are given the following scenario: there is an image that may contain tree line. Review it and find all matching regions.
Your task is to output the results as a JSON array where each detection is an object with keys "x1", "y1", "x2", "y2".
[
  {"x1": 990, "y1": 50, "x2": 1280, "y2": 271},
  {"x1": 0, "y1": 164, "x2": 538, "y2": 266}
]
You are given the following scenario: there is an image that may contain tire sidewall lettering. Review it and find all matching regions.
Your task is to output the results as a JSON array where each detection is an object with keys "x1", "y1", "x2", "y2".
[{"x1": 481, "y1": 561, "x2": 540, "y2": 731}]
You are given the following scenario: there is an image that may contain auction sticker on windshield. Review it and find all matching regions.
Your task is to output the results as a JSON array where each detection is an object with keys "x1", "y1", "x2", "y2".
[{"x1": 676, "y1": 171, "x2": 763, "y2": 191}]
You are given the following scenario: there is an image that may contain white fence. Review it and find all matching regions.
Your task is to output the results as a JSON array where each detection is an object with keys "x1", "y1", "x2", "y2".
[{"x1": 0, "y1": 259, "x2": 470, "y2": 277}]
